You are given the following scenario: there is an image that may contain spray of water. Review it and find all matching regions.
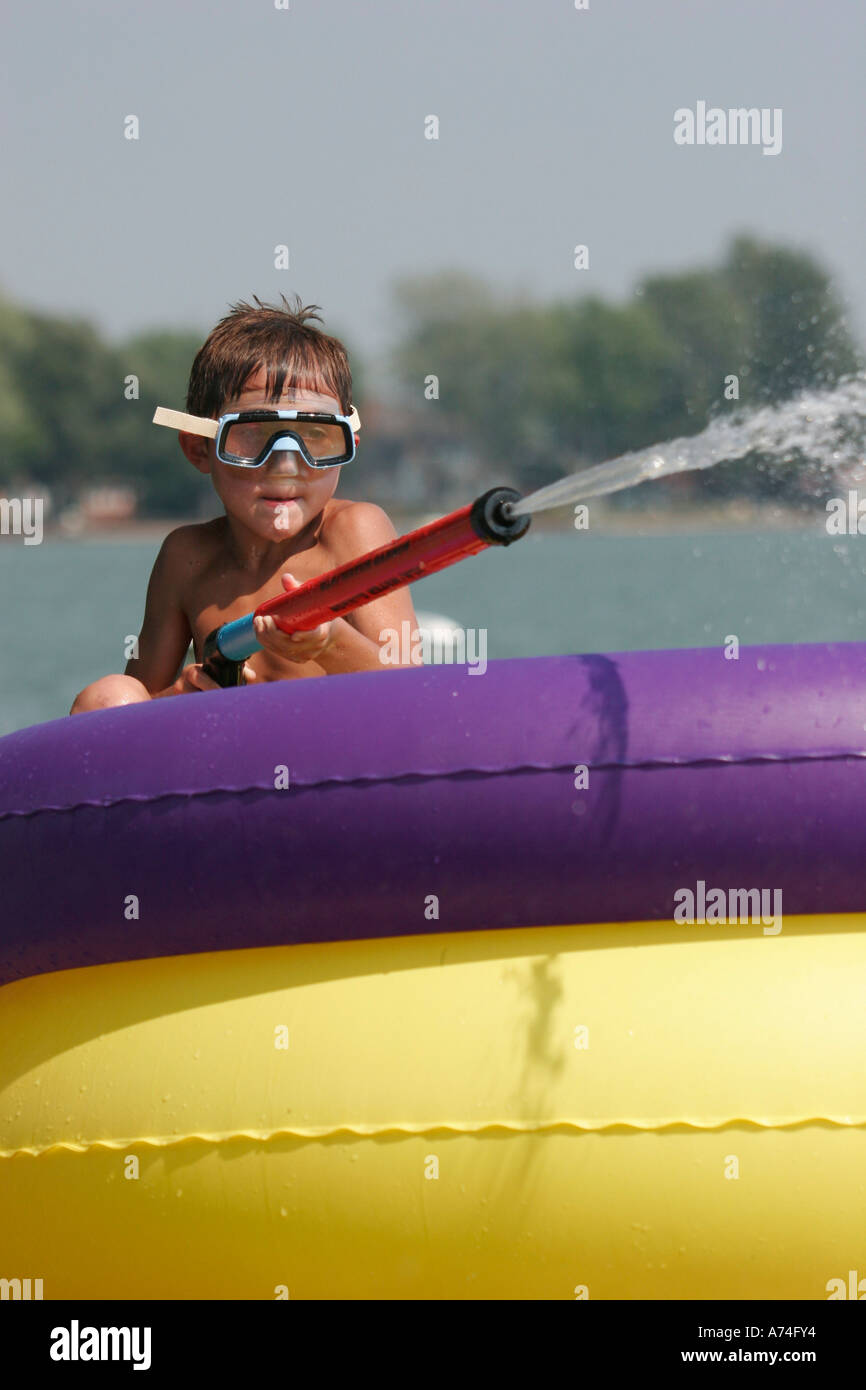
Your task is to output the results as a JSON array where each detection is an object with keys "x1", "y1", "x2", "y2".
[{"x1": 508, "y1": 373, "x2": 866, "y2": 518}]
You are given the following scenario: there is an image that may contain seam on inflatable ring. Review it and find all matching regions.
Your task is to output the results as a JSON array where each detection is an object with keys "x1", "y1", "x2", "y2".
[
  {"x1": 2, "y1": 749, "x2": 866, "y2": 823},
  {"x1": 3, "y1": 1114, "x2": 865, "y2": 1159}
]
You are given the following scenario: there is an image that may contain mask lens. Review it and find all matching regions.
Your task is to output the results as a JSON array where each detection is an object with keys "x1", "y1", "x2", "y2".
[
  {"x1": 293, "y1": 417, "x2": 350, "y2": 462},
  {"x1": 221, "y1": 418, "x2": 278, "y2": 463}
]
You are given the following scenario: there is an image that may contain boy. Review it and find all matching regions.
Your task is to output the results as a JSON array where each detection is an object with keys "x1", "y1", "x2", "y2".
[{"x1": 71, "y1": 295, "x2": 420, "y2": 713}]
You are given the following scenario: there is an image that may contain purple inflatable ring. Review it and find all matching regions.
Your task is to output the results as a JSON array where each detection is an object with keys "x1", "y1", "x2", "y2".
[{"x1": 2, "y1": 642, "x2": 866, "y2": 989}]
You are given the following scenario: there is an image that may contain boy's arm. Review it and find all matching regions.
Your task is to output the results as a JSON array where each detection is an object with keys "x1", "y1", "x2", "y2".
[
  {"x1": 125, "y1": 531, "x2": 195, "y2": 694},
  {"x1": 319, "y1": 503, "x2": 422, "y2": 672}
]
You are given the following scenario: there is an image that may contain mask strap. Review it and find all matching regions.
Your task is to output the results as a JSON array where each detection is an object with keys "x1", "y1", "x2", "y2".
[
  {"x1": 154, "y1": 404, "x2": 361, "y2": 435},
  {"x1": 153, "y1": 407, "x2": 218, "y2": 438}
]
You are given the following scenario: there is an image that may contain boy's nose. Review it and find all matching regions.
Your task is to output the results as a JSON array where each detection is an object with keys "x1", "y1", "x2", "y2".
[{"x1": 267, "y1": 438, "x2": 303, "y2": 473}]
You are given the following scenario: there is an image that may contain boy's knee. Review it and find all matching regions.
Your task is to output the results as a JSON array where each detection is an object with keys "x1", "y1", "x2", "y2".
[{"x1": 70, "y1": 675, "x2": 151, "y2": 715}]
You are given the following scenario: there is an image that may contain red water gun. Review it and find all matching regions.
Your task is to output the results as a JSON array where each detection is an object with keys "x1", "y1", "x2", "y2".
[{"x1": 202, "y1": 487, "x2": 530, "y2": 687}]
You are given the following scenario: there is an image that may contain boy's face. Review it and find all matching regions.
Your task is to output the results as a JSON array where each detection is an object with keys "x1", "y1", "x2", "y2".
[{"x1": 188, "y1": 368, "x2": 345, "y2": 543}]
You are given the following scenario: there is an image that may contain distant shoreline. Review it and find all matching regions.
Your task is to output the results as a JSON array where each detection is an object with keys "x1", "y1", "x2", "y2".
[{"x1": 33, "y1": 498, "x2": 831, "y2": 541}]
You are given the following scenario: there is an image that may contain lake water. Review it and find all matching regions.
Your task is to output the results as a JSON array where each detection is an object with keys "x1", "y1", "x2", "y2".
[{"x1": 2, "y1": 525, "x2": 866, "y2": 737}]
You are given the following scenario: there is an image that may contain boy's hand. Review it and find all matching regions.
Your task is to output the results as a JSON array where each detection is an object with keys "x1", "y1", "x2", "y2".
[
  {"x1": 253, "y1": 573, "x2": 334, "y2": 664},
  {"x1": 158, "y1": 661, "x2": 257, "y2": 696}
]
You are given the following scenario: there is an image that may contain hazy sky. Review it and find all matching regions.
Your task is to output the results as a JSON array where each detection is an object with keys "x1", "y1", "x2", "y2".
[{"x1": 3, "y1": 0, "x2": 864, "y2": 393}]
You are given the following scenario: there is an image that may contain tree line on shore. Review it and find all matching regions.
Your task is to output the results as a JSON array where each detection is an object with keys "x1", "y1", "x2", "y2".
[{"x1": 0, "y1": 235, "x2": 860, "y2": 518}]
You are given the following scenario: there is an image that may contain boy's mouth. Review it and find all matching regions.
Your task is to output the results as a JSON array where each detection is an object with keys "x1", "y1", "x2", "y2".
[{"x1": 259, "y1": 495, "x2": 301, "y2": 506}]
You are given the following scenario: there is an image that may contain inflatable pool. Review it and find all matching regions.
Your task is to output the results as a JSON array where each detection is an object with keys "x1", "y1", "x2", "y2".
[{"x1": 1, "y1": 644, "x2": 865, "y2": 1299}]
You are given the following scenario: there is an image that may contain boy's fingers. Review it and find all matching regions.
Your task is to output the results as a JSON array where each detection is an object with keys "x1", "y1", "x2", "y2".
[
  {"x1": 253, "y1": 611, "x2": 330, "y2": 655},
  {"x1": 183, "y1": 664, "x2": 218, "y2": 692},
  {"x1": 193, "y1": 668, "x2": 219, "y2": 690},
  {"x1": 281, "y1": 572, "x2": 302, "y2": 590},
  {"x1": 290, "y1": 623, "x2": 329, "y2": 644},
  {"x1": 242, "y1": 664, "x2": 257, "y2": 682}
]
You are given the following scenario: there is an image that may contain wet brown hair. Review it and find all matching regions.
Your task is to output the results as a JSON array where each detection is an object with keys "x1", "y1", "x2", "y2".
[{"x1": 185, "y1": 293, "x2": 353, "y2": 419}]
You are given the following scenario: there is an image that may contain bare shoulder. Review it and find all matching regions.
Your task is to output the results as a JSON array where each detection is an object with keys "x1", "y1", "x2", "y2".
[
  {"x1": 157, "y1": 518, "x2": 226, "y2": 576},
  {"x1": 323, "y1": 499, "x2": 398, "y2": 557}
]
